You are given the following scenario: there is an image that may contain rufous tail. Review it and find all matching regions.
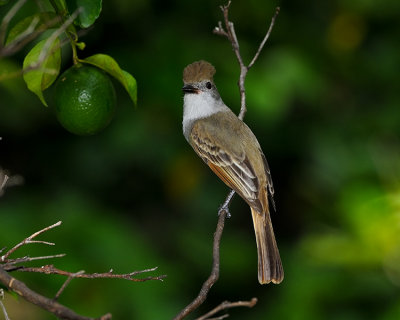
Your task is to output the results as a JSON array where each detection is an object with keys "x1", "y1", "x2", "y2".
[{"x1": 251, "y1": 207, "x2": 284, "y2": 284}]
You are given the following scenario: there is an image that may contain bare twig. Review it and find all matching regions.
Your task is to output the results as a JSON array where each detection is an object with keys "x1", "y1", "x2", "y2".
[
  {"x1": 213, "y1": 2, "x2": 280, "y2": 120},
  {"x1": 0, "y1": 173, "x2": 9, "y2": 195},
  {"x1": 173, "y1": 210, "x2": 228, "y2": 320},
  {"x1": 0, "y1": 289, "x2": 10, "y2": 320},
  {"x1": 14, "y1": 265, "x2": 167, "y2": 282},
  {"x1": 0, "y1": 267, "x2": 111, "y2": 320},
  {"x1": 54, "y1": 270, "x2": 86, "y2": 300},
  {"x1": 0, "y1": 222, "x2": 167, "y2": 319},
  {"x1": 1, "y1": 15, "x2": 40, "y2": 56},
  {"x1": 3, "y1": 253, "x2": 67, "y2": 270},
  {"x1": 248, "y1": 7, "x2": 280, "y2": 69},
  {"x1": 0, "y1": 167, "x2": 24, "y2": 197},
  {"x1": 196, "y1": 298, "x2": 258, "y2": 320},
  {"x1": 0, "y1": 0, "x2": 28, "y2": 47},
  {"x1": 1, "y1": 14, "x2": 62, "y2": 57},
  {"x1": 1, "y1": 221, "x2": 62, "y2": 262}
]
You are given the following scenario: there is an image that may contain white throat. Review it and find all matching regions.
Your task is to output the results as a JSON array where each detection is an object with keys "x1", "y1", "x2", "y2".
[{"x1": 182, "y1": 92, "x2": 228, "y2": 140}]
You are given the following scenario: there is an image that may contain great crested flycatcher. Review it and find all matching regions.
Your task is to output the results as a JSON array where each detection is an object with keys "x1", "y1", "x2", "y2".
[{"x1": 181, "y1": 60, "x2": 283, "y2": 284}]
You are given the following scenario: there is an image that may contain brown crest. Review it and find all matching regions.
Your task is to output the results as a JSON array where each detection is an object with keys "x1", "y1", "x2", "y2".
[{"x1": 183, "y1": 60, "x2": 216, "y2": 83}]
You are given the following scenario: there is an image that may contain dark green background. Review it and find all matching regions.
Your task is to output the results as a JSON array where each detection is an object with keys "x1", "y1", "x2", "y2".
[{"x1": 1, "y1": 0, "x2": 400, "y2": 319}]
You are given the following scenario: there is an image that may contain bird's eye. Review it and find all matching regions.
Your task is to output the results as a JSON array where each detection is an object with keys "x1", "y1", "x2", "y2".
[{"x1": 206, "y1": 82, "x2": 212, "y2": 89}]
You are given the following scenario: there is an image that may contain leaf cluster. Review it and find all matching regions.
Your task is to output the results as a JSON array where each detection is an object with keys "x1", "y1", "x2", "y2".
[{"x1": 1, "y1": 0, "x2": 137, "y2": 107}]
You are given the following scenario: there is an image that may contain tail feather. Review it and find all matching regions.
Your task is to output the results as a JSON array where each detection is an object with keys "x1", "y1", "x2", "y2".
[{"x1": 251, "y1": 207, "x2": 284, "y2": 284}]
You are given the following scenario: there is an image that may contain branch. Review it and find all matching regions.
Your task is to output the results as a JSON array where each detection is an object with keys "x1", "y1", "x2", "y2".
[
  {"x1": 3, "y1": 253, "x2": 66, "y2": 271},
  {"x1": 0, "y1": 267, "x2": 111, "y2": 320},
  {"x1": 213, "y1": 1, "x2": 280, "y2": 120},
  {"x1": 196, "y1": 298, "x2": 258, "y2": 320},
  {"x1": 0, "y1": 222, "x2": 167, "y2": 319},
  {"x1": 54, "y1": 270, "x2": 86, "y2": 301},
  {"x1": 173, "y1": 209, "x2": 228, "y2": 320},
  {"x1": 0, "y1": 289, "x2": 10, "y2": 320},
  {"x1": 1, "y1": 221, "x2": 62, "y2": 262},
  {"x1": 0, "y1": 0, "x2": 28, "y2": 48},
  {"x1": 0, "y1": 166, "x2": 24, "y2": 197},
  {"x1": 0, "y1": 14, "x2": 62, "y2": 58},
  {"x1": 248, "y1": 7, "x2": 280, "y2": 70},
  {"x1": 0, "y1": 172, "x2": 9, "y2": 196},
  {"x1": 13, "y1": 265, "x2": 167, "y2": 282}
]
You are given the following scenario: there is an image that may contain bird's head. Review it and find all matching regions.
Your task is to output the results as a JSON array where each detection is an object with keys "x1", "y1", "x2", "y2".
[{"x1": 182, "y1": 60, "x2": 220, "y2": 99}]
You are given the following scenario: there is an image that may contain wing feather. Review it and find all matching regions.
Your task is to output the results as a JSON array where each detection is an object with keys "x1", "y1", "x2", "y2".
[
  {"x1": 261, "y1": 152, "x2": 276, "y2": 211},
  {"x1": 190, "y1": 122, "x2": 262, "y2": 211}
]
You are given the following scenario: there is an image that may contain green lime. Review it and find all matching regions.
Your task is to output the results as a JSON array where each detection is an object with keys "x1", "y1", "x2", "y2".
[{"x1": 54, "y1": 64, "x2": 116, "y2": 135}]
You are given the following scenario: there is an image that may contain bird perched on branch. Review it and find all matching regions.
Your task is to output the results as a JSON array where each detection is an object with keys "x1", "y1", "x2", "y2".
[{"x1": 181, "y1": 60, "x2": 283, "y2": 284}]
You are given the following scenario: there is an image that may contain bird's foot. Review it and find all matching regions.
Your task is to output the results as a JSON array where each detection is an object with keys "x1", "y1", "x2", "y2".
[{"x1": 218, "y1": 190, "x2": 235, "y2": 218}]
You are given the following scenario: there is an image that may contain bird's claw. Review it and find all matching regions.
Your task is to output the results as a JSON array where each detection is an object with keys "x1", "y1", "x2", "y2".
[
  {"x1": 218, "y1": 189, "x2": 235, "y2": 218},
  {"x1": 218, "y1": 205, "x2": 231, "y2": 218}
]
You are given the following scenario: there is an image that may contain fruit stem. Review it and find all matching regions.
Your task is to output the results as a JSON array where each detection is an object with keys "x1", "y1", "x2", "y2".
[{"x1": 69, "y1": 32, "x2": 79, "y2": 65}]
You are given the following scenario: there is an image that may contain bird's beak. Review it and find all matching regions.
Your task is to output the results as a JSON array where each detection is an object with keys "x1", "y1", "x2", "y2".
[{"x1": 182, "y1": 84, "x2": 200, "y2": 94}]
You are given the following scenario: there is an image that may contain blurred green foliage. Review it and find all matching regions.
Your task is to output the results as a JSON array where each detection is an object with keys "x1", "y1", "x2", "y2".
[{"x1": 1, "y1": 0, "x2": 400, "y2": 319}]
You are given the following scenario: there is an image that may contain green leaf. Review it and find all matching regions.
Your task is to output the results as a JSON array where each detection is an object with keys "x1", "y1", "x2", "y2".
[
  {"x1": 22, "y1": 38, "x2": 61, "y2": 106},
  {"x1": 82, "y1": 54, "x2": 137, "y2": 106},
  {"x1": 0, "y1": 0, "x2": 10, "y2": 6},
  {"x1": 5, "y1": 12, "x2": 59, "y2": 46},
  {"x1": 66, "y1": 0, "x2": 102, "y2": 28}
]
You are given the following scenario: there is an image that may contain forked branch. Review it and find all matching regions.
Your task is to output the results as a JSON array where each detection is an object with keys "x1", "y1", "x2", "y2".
[
  {"x1": 0, "y1": 222, "x2": 166, "y2": 320},
  {"x1": 213, "y1": 1, "x2": 280, "y2": 120},
  {"x1": 196, "y1": 297, "x2": 258, "y2": 320}
]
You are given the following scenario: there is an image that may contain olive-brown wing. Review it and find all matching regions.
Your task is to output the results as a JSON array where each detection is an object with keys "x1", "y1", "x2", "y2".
[{"x1": 190, "y1": 122, "x2": 263, "y2": 212}]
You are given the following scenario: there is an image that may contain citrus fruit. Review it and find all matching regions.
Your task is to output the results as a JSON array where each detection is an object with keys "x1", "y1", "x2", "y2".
[{"x1": 54, "y1": 64, "x2": 116, "y2": 135}]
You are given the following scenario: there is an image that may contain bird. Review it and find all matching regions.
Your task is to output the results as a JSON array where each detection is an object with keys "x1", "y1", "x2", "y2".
[{"x1": 181, "y1": 60, "x2": 283, "y2": 284}]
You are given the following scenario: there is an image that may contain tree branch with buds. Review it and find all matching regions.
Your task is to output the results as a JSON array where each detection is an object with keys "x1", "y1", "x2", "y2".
[{"x1": 174, "y1": 2, "x2": 279, "y2": 319}]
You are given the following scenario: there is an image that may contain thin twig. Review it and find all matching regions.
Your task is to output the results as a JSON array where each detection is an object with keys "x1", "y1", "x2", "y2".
[
  {"x1": 5, "y1": 15, "x2": 41, "y2": 49},
  {"x1": 0, "y1": 289, "x2": 10, "y2": 320},
  {"x1": 0, "y1": 300, "x2": 10, "y2": 320},
  {"x1": 0, "y1": 0, "x2": 28, "y2": 47},
  {"x1": 213, "y1": 2, "x2": 280, "y2": 120},
  {"x1": 248, "y1": 7, "x2": 280, "y2": 69},
  {"x1": 196, "y1": 298, "x2": 258, "y2": 320},
  {"x1": 14, "y1": 265, "x2": 167, "y2": 282},
  {"x1": 0, "y1": 222, "x2": 166, "y2": 319},
  {"x1": 1, "y1": 15, "x2": 62, "y2": 57},
  {"x1": 0, "y1": 174, "x2": 9, "y2": 193},
  {"x1": 0, "y1": 168, "x2": 24, "y2": 196},
  {"x1": 54, "y1": 270, "x2": 85, "y2": 300},
  {"x1": 3, "y1": 253, "x2": 66, "y2": 270},
  {"x1": 1, "y1": 221, "x2": 62, "y2": 262},
  {"x1": 173, "y1": 210, "x2": 228, "y2": 320}
]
